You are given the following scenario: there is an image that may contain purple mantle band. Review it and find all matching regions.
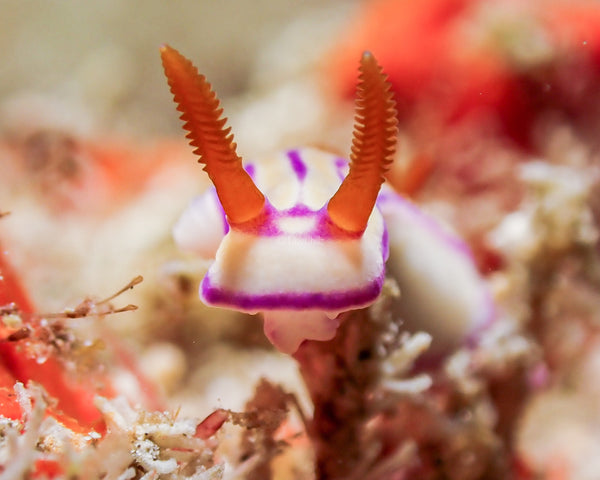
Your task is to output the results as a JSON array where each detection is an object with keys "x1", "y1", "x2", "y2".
[{"x1": 200, "y1": 274, "x2": 385, "y2": 312}]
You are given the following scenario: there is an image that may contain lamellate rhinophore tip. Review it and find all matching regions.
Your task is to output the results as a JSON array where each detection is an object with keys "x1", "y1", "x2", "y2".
[
  {"x1": 327, "y1": 51, "x2": 398, "y2": 233},
  {"x1": 160, "y1": 44, "x2": 265, "y2": 225}
]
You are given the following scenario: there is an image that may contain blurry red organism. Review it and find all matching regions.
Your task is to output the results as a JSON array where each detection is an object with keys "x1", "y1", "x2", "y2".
[
  {"x1": 329, "y1": 0, "x2": 600, "y2": 151},
  {"x1": 0, "y1": 243, "x2": 165, "y2": 476},
  {"x1": 5, "y1": 129, "x2": 189, "y2": 215},
  {"x1": 329, "y1": 0, "x2": 532, "y2": 147},
  {"x1": 0, "y1": 244, "x2": 114, "y2": 432}
]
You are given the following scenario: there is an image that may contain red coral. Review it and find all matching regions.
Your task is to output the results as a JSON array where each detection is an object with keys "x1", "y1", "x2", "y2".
[
  {"x1": 0, "y1": 244, "x2": 114, "y2": 433},
  {"x1": 328, "y1": 0, "x2": 600, "y2": 153},
  {"x1": 328, "y1": 0, "x2": 532, "y2": 146}
]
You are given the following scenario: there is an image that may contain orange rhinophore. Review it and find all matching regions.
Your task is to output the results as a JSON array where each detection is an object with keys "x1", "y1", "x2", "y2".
[
  {"x1": 160, "y1": 44, "x2": 265, "y2": 224},
  {"x1": 327, "y1": 52, "x2": 398, "y2": 233}
]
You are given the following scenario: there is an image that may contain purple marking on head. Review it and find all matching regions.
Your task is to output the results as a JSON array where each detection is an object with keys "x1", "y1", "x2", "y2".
[
  {"x1": 285, "y1": 204, "x2": 315, "y2": 216},
  {"x1": 382, "y1": 224, "x2": 389, "y2": 261},
  {"x1": 244, "y1": 162, "x2": 256, "y2": 179},
  {"x1": 234, "y1": 202, "x2": 281, "y2": 236},
  {"x1": 313, "y1": 208, "x2": 363, "y2": 240},
  {"x1": 201, "y1": 273, "x2": 384, "y2": 312},
  {"x1": 234, "y1": 203, "x2": 363, "y2": 241},
  {"x1": 287, "y1": 150, "x2": 307, "y2": 182}
]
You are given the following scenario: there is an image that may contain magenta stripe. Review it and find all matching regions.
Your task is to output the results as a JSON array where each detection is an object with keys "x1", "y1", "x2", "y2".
[
  {"x1": 201, "y1": 274, "x2": 384, "y2": 311},
  {"x1": 287, "y1": 150, "x2": 308, "y2": 182}
]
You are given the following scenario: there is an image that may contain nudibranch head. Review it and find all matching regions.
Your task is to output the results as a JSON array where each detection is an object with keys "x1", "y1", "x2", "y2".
[
  {"x1": 161, "y1": 45, "x2": 397, "y2": 353},
  {"x1": 199, "y1": 152, "x2": 389, "y2": 316}
]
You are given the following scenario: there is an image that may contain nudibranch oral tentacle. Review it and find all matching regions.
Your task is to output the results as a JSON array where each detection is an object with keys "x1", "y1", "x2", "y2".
[{"x1": 160, "y1": 44, "x2": 265, "y2": 225}]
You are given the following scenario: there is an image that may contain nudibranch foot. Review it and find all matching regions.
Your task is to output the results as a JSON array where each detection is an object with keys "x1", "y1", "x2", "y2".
[{"x1": 263, "y1": 310, "x2": 340, "y2": 354}]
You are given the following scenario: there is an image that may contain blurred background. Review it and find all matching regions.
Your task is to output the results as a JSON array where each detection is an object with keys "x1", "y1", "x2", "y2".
[
  {"x1": 0, "y1": 0, "x2": 361, "y2": 307},
  {"x1": 0, "y1": 1, "x2": 357, "y2": 137},
  {"x1": 4, "y1": 2, "x2": 600, "y2": 478}
]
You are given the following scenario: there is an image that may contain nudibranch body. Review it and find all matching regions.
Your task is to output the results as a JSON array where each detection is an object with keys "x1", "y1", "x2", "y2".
[
  {"x1": 161, "y1": 45, "x2": 493, "y2": 354},
  {"x1": 175, "y1": 148, "x2": 389, "y2": 352}
]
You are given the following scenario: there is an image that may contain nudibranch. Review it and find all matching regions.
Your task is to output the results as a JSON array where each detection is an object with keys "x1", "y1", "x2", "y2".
[{"x1": 161, "y1": 45, "x2": 493, "y2": 354}]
